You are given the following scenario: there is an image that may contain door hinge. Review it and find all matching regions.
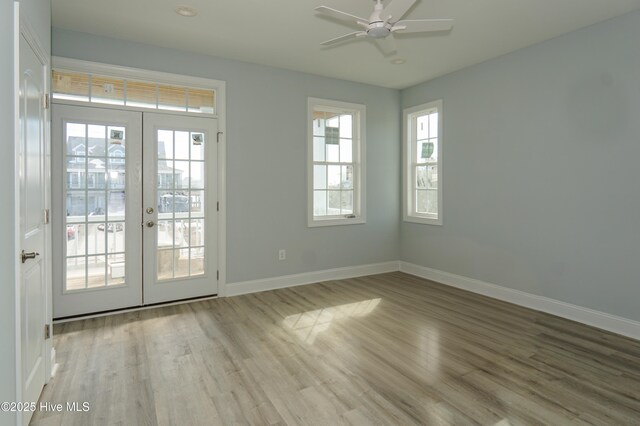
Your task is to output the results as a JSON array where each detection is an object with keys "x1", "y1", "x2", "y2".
[
  {"x1": 217, "y1": 201, "x2": 219, "y2": 211},
  {"x1": 216, "y1": 270, "x2": 219, "y2": 281},
  {"x1": 44, "y1": 209, "x2": 50, "y2": 224},
  {"x1": 43, "y1": 93, "x2": 50, "y2": 110},
  {"x1": 44, "y1": 324, "x2": 51, "y2": 340},
  {"x1": 216, "y1": 131, "x2": 223, "y2": 143}
]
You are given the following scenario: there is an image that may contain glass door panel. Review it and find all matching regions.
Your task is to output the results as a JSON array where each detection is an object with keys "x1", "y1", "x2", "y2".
[
  {"x1": 155, "y1": 130, "x2": 206, "y2": 280},
  {"x1": 143, "y1": 113, "x2": 218, "y2": 304},
  {"x1": 63, "y1": 123, "x2": 128, "y2": 291}
]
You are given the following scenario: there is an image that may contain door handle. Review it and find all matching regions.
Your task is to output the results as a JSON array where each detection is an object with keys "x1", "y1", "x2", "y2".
[
  {"x1": 21, "y1": 250, "x2": 40, "y2": 263},
  {"x1": 146, "y1": 221, "x2": 155, "y2": 228}
]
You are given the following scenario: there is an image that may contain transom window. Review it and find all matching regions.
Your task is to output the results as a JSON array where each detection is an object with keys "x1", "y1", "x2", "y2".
[
  {"x1": 404, "y1": 100, "x2": 443, "y2": 225},
  {"x1": 308, "y1": 98, "x2": 366, "y2": 227},
  {"x1": 52, "y1": 69, "x2": 216, "y2": 115}
]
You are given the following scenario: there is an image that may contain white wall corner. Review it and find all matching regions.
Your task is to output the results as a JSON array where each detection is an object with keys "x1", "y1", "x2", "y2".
[
  {"x1": 225, "y1": 261, "x2": 400, "y2": 297},
  {"x1": 399, "y1": 261, "x2": 640, "y2": 341}
]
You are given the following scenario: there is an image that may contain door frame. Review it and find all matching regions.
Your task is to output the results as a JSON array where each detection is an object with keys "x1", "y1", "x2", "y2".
[
  {"x1": 14, "y1": 4, "x2": 54, "y2": 424},
  {"x1": 50, "y1": 57, "x2": 228, "y2": 302}
]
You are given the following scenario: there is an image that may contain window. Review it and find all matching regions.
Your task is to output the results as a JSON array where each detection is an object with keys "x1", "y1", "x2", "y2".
[
  {"x1": 52, "y1": 70, "x2": 216, "y2": 115},
  {"x1": 308, "y1": 98, "x2": 366, "y2": 227},
  {"x1": 404, "y1": 100, "x2": 443, "y2": 225}
]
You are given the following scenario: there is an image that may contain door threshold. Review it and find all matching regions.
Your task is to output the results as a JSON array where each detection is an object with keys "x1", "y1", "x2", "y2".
[{"x1": 53, "y1": 294, "x2": 218, "y2": 323}]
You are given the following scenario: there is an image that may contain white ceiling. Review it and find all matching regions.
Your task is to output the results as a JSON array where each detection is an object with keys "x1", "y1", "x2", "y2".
[{"x1": 52, "y1": 0, "x2": 640, "y2": 89}]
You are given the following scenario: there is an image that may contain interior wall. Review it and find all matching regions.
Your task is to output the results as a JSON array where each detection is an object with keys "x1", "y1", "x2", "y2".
[
  {"x1": 52, "y1": 28, "x2": 401, "y2": 284},
  {"x1": 19, "y1": 0, "x2": 51, "y2": 56},
  {"x1": 401, "y1": 10, "x2": 640, "y2": 322},
  {"x1": 0, "y1": 0, "x2": 17, "y2": 424}
]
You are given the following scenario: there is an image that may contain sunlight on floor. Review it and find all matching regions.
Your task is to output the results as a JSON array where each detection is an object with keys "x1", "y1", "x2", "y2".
[{"x1": 282, "y1": 298, "x2": 381, "y2": 344}]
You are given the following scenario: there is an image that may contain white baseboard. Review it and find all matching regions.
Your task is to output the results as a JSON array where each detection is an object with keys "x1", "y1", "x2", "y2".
[
  {"x1": 400, "y1": 261, "x2": 640, "y2": 341},
  {"x1": 225, "y1": 261, "x2": 400, "y2": 297},
  {"x1": 122, "y1": 257, "x2": 638, "y2": 341},
  {"x1": 50, "y1": 347, "x2": 58, "y2": 379}
]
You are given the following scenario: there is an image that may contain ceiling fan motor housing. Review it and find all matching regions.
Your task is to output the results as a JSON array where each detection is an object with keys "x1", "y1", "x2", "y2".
[{"x1": 367, "y1": 21, "x2": 392, "y2": 38}]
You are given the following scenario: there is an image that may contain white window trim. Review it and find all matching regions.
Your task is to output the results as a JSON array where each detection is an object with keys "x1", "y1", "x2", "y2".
[
  {"x1": 307, "y1": 97, "x2": 366, "y2": 227},
  {"x1": 403, "y1": 100, "x2": 443, "y2": 226}
]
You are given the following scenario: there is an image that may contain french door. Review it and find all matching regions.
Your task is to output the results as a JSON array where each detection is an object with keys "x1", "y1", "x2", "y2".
[
  {"x1": 53, "y1": 105, "x2": 218, "y2": 318},
  {"x1": 53, "y1": 106, "x2": 143, "y2": 317},
  {"x1": 143, "y1": 113, "x2": 218, "y2": 304}
]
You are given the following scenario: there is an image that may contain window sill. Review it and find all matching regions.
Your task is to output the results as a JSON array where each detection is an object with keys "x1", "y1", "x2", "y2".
[
  {"x1": 308, "y1": 216, "x2": 366, "y2": 228},
  {"x1": 403, "y1": 215, "x2": 442, "y2": 226}
]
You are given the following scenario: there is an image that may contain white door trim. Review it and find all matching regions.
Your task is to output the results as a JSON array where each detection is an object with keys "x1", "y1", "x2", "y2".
[{"x1": 13, "y1": 4, "x2": 21, "y2": 420}]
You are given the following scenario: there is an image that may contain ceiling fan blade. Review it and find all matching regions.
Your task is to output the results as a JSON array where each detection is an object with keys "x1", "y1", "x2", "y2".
[
  {"x1": 315, "y1": 6, "x2": 368, "y2": 26},
  {"x1": 381, "y1": 0, "x2": 417, "y2": 22},
  {"x1": 373, "y1": 35, "x2": 399, "y2": 57},
  {"x1": 320, "y1": 32, "x2": 366, "y2": 46},
  {"x1": 392, "y1": 19, "x2": 454, "y2": 33}
]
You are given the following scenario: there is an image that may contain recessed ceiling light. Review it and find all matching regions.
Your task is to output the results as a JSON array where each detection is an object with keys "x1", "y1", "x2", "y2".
[
  {"x1": 391, "y1": 58, "x2": 406, "y2": 65},
  {"x1": 175, "y1": 6, "x2": 197, "y2": 17}
]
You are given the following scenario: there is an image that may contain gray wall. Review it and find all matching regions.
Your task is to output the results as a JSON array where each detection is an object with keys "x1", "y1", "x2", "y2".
[
  {"x1": 0, "y1": 0, "x2": 16, "y2": 423},
  {"x1": 20, "y1": 0, "x2": 51, "y2": 56},
  {"x1": 52, "y1": 29, "x2": 401, "y2": 284},
  {"x1": 401, "y1": 11, "x2": 640, "y2": 322}
]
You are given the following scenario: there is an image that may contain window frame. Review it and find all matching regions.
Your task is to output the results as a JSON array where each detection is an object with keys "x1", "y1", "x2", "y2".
[
  {"x1": 307, "y1": 97, "x2": 366, "y2": 227},
  {"x1": 403, "y1": 100, "x2": 443, "y2": 226}
]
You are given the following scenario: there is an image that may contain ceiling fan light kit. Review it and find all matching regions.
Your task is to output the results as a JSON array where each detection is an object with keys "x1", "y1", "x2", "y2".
[
  {"x1": 315, "y1": 0, "x2": 454, "y2": 56},
  {"x1": 367, "y1": 23, "x2": 392, "y2": 39}
]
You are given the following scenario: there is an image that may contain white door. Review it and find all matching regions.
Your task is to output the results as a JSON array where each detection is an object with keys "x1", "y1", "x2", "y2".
[
  {"x1": 143, "y1": 113, "x2": 218, "y2": 304},
  {"x1": 18, "y1": 33, "x2": 48, "y2": 424},
  {"x1": 52, "y1": 105, "x2": 143, "y2": 318}
]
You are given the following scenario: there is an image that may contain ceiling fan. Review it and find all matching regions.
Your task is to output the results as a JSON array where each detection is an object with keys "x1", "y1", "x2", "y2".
[{"x1": 314, "y1": 0, "x2": 454, "y2": 55}]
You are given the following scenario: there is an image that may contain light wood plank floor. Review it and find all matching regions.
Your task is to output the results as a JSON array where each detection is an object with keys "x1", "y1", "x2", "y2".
[{"x1": 32, "y1": 272, "x2": 640, "y2": 425}]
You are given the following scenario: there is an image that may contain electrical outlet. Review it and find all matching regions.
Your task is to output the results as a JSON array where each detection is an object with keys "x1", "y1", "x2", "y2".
[{"x1": 278, "y1": 249, "x2": 286, "y2": 261}]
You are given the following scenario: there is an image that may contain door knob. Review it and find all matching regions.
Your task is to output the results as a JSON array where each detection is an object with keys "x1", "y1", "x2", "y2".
[
  {"x1": 146, "y1": 221, "x2": 155, "y2": 228},
  {"x1": 21, "y1": 250, "x2": 40, "y2": 263},
  {"x1": 146, "y1": 207, "x2": 154, "y2": 214}
]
